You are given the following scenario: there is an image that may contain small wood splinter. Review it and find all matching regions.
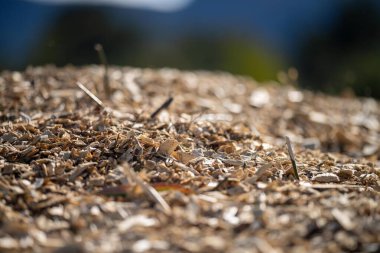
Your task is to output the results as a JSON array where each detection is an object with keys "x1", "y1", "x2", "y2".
[
  {"x1": 285, "y1": 136, "x2": 300, "y2": 180},
  {"x1": 76, "y1": 82, "x2": 105, "y2": 109},
  {"x1": 150, "y1": 96, "x2": 174, "y2": 119}
]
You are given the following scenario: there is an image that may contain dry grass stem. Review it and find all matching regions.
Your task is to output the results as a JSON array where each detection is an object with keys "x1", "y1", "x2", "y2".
[
  {"x1": 285, "y1": 136, "x2": 300, "y2": 180},
  {"x1": 76, "y1": 81, "x2": 105, "y2": 108},
  {"x1": 94, "y1": 43, "x2": 111, "y2": 98},
  {"x1": 150, "y1": 96, "x2": 174, "y2": 118}
]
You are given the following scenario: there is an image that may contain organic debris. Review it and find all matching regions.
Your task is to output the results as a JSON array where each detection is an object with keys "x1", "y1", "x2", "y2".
[
  {"x1": 76, "y1": 81, "x2": 105, "y2": 109},
  {"x1": 285, "y1": 136, "x2": 300, "y2": 180},
  {"x1": 0, "y1": 66, "x2": 379, "y2": 253},
  {"x1": 150, "y1": 96, "x2": 174, "y2": 119},
  {"x1": 94, "y1": 44, "x2": 111, "y2": 98}
]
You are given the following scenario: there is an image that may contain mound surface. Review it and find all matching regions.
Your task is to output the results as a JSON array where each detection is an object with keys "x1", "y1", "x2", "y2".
[{"x1": 0, "y1": 66, "x2": 379, "y2": 253}]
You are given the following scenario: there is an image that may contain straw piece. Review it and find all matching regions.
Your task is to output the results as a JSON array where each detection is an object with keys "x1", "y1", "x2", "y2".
[
  {"x1": 76, "y1": 82, "x2": 105, "y2": 108},
  {"x1": 94, "y1": 44, "x2": 111, "y2": 98},
  {"x1": 285, "y1": 136, "x2": 300, "y2": 180},
  {"x1": 150, "y1": 96, "x2": 173, "y2": 119}
]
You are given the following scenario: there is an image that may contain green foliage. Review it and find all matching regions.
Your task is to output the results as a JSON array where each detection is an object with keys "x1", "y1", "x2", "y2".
[
  {"x1": 28, "y1": 7, "x2": 283, "y2": 82},
  {"x1": 169, "y1": 35, "x2": 284, "y2": 81}
]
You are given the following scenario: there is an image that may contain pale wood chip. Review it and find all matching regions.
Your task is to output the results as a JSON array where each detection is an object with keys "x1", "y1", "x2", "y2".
[
  {"x1": 312, "y1": 173, "x2": 340, "y2": 183},
  {"x1": 158, "y1": 139, "x2": 179, "y2": 155}
]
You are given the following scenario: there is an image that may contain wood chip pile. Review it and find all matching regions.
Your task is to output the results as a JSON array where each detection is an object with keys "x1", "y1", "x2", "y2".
[{"x1": 0, "y1": 66, "x2": 379, "y2": 253}]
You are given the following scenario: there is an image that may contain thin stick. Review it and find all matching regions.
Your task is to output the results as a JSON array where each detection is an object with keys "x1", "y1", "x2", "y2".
[
  {"x1": 122, "y1": 163, "x2": 172, "y2": 215},
  {"x1": 285, "y1": 136, "x2": 300, "y2": 180},
  {"x1": 150, "y1": 96, "x2": 174, "y2": 119},
  {"x1": 94, "y1": 44, "x2": 111, "y2": 98},
  {"x1": 76, "y1": 82, "x2": 105, "y2": 109}
]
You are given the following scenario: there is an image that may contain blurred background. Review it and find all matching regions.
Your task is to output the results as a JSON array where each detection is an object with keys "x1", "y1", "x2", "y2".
[{"x1": 1, "y1": 0, "x2": 380, "y2": 97}]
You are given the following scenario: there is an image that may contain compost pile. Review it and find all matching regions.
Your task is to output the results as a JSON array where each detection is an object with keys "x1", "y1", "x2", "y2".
[{"x1": 0, "y1": 66, "x2": 379, "y2": 253}]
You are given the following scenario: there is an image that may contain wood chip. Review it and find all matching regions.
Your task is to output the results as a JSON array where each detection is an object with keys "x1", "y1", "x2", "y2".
[
  {"x1": 158, "y1": 139, "x2": 179, "y2": 155},
  {"x1": 312, "y1": 173, "x2": 340, "y2": 183},
  {"x1": 69, "y1": 162, "x2": 97, "y2": 182},
  {"x1": 122, "y1": 163, "x2": 172, "y2": 215},
  {"x1": 1, "y1": 66, "x2": 379, "y2": 253}
]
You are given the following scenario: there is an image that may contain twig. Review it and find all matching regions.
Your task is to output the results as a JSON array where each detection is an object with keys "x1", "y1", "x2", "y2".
[
  {"x1": 150, "y1": 96, "x2": 174, "y2": 119},
  {"x1": 94, "y1": 44, "x2": 111, "y2": 98},
  {"x1": 122, "y1": 163, "x2": 172, "y2": 215},
  {"x1": 76, "y1": 82, "x2": 105, "y2": 109},
  {"x1": 285, "y1": 136, "x2": 300, "y2": 180}
]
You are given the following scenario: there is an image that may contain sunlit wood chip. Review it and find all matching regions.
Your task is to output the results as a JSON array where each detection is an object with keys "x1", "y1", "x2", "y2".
[
  {"x1": 249, "y1": 89, "x2": 270, "y2": 108},
  {"x1": 158, "y1": 139, "x2": 179, "y2": 155},
  {"x1": 138, "y1": 134, "x2": 158, "y2": 147},
  {"x1": 118, "y1": 215, "x2": 158, "y2": 232},
  {"x1": 0, "y1": 237, "x2": 19, "y2": 250},
  {"x1": 332, "y1": 208, "x2": 356, "y2": 231},
  {"x1": 172, "y1": 151, "x2": 198, "y2": 164},
  {"x1": 312, "y1": 173, "x2": 340, "y2": 183}
]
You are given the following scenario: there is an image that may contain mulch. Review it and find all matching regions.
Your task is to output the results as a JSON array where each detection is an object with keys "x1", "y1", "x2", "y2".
[{"x1": 0, "y1": 66, "x2": 379, "y2": 253}]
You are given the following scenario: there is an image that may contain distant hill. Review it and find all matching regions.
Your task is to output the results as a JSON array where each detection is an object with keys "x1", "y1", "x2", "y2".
[{"x1": 0, "y1": 0, "x2": 359, "y2": 68}]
